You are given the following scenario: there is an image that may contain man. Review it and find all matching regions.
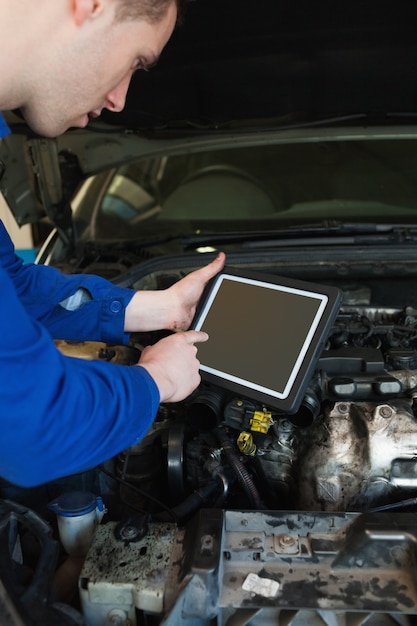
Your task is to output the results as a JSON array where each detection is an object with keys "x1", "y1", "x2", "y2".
[{"x1": 0, "y1": 0, "x2": 226, "y2": 487}]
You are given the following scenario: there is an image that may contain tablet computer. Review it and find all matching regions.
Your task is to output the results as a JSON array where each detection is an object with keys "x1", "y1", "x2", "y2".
[{"x1": 192, "y1": 268, "x2": 342, "y2": 414}]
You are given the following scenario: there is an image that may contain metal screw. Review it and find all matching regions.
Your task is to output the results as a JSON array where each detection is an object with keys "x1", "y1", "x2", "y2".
[
  {"x1": 201, "y1": 534, "x2": 214, "y2": 553},
  {"x1": 120, "y1": 525, "x2": 139, "y2": 541},
  {"x1": 337, "y1": 403, "x2": 349, "y2": 414},
  {"x1": 108, "y1": 609, "x2": 129, "y2": 625},
  {"x1": 379, "y1": 405, "x2": 393, "y2": 419},
  {"x1": 279, "y1": 534, "x2": 295, "y2": 547}
]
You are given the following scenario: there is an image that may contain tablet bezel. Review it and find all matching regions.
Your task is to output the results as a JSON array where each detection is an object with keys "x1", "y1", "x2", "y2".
[{"x1": 191, "y1": 267, "x2": 342, "y2": 414}]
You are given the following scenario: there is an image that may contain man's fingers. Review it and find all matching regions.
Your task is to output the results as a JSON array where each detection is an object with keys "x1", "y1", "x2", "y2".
[
  {"x1": 208, "y1": 251, "x2": 226, "y2": 275},
  {"x1": 197, "y1": 251, "x2": 226, "y2": 283},
  {"x1": 182, "y1": 330, "x2": 209, "y2": 344}
]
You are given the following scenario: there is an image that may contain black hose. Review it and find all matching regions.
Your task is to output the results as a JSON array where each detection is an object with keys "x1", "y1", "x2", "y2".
[
  {"x1": 153, "y1": 481, "x2": 219, "y2": 523},
  {"x1": 214, "y1": 428, "x2": 264, "y2": 509}
]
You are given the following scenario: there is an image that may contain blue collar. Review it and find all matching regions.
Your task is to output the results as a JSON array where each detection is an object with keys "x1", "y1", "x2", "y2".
[{"x1": 0, "y1": 113, "x2": 11, "y2": 139}]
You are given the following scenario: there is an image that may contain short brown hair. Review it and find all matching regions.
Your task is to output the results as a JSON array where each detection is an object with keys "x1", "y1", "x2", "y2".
[{"x1": 115, "y1": 0, "x2": 190, "y2": 24}]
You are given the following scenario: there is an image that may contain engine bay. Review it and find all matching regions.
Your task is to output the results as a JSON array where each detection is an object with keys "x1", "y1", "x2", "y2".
[
  {"x1": 2, "y1": 261, "x2": 417, "y2": 625},
  {"x1": 116, "y1": 298, "x2": 417, "y2": 516}
]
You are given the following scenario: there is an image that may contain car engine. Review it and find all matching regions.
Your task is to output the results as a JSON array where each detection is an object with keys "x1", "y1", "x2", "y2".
[
  {"x1": 2, "y1": 260, "x2": 417, "y2": 626},
  {"x1": 112, "y1": 301, "x2": 417, "y2": 517}
]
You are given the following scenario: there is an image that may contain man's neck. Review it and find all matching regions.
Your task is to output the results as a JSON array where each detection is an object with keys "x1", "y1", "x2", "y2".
[{"x1": 0, "y1": 0, "x2": 51, "y2": 111}]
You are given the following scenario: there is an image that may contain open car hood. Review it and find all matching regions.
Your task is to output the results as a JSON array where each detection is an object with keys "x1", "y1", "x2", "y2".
[
  {"x1": 103, "y1": 0, "x2": 417, "y2": 130},
  {"x1": 1, "y1": 0, "x2": 417, "y2": 229}
]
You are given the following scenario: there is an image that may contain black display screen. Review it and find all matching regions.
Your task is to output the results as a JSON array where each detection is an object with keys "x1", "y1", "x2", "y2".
[{"x1": 193, "y1": 271, "x2": 342, "y2": 413}]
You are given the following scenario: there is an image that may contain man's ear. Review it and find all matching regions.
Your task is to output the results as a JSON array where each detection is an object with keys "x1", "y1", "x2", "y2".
[{"x1": 73, "y1": 0, "x2": 104, "y2": 25}]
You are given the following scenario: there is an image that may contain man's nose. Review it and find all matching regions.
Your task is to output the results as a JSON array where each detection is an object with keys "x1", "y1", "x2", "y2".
[{"x1": 104, "y1": 73, "x2": 132, "y2": 113}]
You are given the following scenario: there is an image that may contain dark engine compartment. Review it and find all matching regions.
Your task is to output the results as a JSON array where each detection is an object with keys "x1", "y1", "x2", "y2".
[
  {"x1": 2, "y1": 256, "x2": 417, "y2": 625},
  {"x1": 116, "y1": 296, "x2": 417, "y2": 517}
]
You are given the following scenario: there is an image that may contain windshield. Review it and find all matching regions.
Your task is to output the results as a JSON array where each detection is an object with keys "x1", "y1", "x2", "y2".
[{"x1": 74, "y1": 137, "x2": 417, "y2": 241}]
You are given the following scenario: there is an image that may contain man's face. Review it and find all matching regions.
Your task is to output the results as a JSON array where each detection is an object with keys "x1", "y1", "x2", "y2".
[{"x1": 20, "y1": 1, "x2": 177, "y2": 137}]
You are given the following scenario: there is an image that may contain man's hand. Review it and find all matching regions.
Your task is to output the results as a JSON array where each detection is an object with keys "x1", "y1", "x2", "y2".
[
  {"x1": 137, "y1": 330, "x2": 208, "y2": 403},
  {"x1": 124, "y1": 252, "x2": 226, "y2": 332}
]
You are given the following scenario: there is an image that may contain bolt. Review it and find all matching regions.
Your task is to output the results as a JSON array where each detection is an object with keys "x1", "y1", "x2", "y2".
[
  {"x1": 337, "y1": 403, "x2": 349, "y2": 414},
  {"x1": 108, "y1": 609, "x2": 129, "y2": 625},
  {"x1": 279, "y1": 534, "x2": 296, "y2": 547},
  {"x1": 200, "y1": 534, "x2": 214, "y2": 554},
  {"x1": 241, "y1": 518, "x2": 248, "y2": 526},
  {"x1": 379, "y1": 405, "x2": 393, "y2": 419},
  {"x1": 120, "y1": 525, "x2": 139, "y2": 541}
]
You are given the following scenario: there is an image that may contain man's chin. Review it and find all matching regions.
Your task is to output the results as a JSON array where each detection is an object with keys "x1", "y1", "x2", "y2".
[
  {"x1": 19, "y1": 107, "x2": 87, "y2": 138},
  {"x1": 73, "y1": 114, "x2": 90, "y2": 129}
]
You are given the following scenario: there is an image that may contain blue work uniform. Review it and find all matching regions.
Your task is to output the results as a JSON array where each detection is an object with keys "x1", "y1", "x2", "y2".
[{"x1": 0, "y1": 113, "x2": 160, "y2": 487}]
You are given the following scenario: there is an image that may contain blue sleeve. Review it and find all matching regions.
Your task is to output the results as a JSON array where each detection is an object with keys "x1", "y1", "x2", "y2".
[
  {"x1": 0, "y1": 221, "x2": 135, "y2": 344},
  {"x1": 0, "y1": 112, "x2": 10, "y2": 138},
  {"x1": 0, "y1": 262, "x2": 160, "y2": 487}
]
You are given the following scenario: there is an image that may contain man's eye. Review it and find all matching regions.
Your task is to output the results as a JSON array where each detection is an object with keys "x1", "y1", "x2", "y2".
[
  {"x1": 133, "y1": 59, "x2": 146, "y2": 73},
  {"x1": 133, "y1": 59, "x2": 157, "y2": 74}
]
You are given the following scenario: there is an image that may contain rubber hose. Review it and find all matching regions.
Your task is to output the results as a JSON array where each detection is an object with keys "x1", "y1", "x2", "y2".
[
  {"x1": 153, "y1": 481, "x2": 219, "y2": 523},
  {"x1": 214, "y1": 428, "x2": 264, "y2": 509}
]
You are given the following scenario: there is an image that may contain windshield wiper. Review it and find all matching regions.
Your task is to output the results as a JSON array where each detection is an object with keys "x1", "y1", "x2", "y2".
[
  {"x1": 145, "y1": 111, "x2": 417, "y2": 135},
  {"x1": 179, "y1": 223, "x2": 417, "y2": 249}
]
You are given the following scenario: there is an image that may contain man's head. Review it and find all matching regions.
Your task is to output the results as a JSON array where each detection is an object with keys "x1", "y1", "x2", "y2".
[
  {"x1": 0, "y1": 0, "x2": 181, "y2": 137},
  {"x1": 115, "y1": 0, "x2": 189, "y2": 24}
]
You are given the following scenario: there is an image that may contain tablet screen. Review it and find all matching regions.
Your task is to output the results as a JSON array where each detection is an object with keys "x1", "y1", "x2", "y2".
[{"x1": 193, "y1": 270, "x2": 341, "y2": 413}]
